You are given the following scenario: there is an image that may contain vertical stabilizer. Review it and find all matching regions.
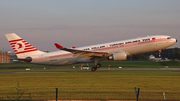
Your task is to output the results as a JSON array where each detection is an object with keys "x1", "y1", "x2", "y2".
[{"x1": 5, "y1": 33, "x2": 45, "y2": 58}]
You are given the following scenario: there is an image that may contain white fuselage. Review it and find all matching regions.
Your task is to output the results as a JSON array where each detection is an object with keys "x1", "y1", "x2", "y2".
[{"x1": 28, "y1": 35, "x2": 176, "y2": 65}]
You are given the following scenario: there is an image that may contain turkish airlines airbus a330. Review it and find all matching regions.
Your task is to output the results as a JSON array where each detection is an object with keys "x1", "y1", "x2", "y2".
[{"x1": 5, "y1": 33, "x2": 177, "y2": 71}]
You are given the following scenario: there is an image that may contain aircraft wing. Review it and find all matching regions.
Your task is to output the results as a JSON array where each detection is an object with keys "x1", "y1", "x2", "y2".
[{"x1": 54, "y1": 43, "x2": 110, "y2": 59}]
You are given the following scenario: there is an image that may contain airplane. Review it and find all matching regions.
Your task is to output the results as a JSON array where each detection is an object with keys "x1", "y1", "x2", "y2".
[{"x1": 5, "y1": 33, "x2": 177, "y2": 71}]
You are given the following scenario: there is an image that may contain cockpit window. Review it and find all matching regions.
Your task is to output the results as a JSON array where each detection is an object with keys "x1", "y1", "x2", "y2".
[{"x1": 167, "y1": 37, "x2": 171, "y2": 39}]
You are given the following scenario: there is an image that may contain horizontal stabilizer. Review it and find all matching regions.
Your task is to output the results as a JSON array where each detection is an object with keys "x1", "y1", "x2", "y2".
[{"x1": 11, "y1": 57, "x2": 32, "y2": 62}]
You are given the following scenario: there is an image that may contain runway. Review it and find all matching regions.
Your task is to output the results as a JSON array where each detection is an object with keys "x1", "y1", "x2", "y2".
[{"x1": 0, "y1": 68, "x2": 180, "y2": 74}]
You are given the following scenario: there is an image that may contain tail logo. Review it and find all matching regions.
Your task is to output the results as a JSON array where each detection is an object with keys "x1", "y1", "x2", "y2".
[
  {"x1": 17, "y1": 43, "x2": 23, "y2": 49},
  {"x1": 15, "y1": 41, "x2": 25, "y2": 52},
  {"x1": 9, "y1": 39, "x2": 37, "y2": 54}
]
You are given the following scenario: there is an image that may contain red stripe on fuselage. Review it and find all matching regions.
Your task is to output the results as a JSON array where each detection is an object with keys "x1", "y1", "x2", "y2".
[{"x1": 94, "y1": 38, "x2": 168, "y2": 52}]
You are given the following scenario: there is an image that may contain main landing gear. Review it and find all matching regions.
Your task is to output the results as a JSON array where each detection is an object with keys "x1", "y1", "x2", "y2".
[
  {"x1": 91, "y1": 63, "x2": 101, "y2": 72},
  {"x1": 158, "y1": 50, "x2": 161, "y2": 57}
]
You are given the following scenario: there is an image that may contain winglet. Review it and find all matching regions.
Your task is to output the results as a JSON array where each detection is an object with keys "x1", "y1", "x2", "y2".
[
  {"x1": 72, "y1": 46, "x2": 76, "y2": 49},
  {"x1": 54, "y1": 43, "x2": 64, "y2": 48}
]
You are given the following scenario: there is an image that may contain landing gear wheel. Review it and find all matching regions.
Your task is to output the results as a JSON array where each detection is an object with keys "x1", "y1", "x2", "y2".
[{"x1": 91, "y1": 67, "x2": 97, "y2": 72}]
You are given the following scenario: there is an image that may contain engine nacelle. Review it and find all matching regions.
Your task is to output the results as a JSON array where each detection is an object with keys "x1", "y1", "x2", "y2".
[{"x1": 108, "y1": 51, "x2": 127, "y2": 61}]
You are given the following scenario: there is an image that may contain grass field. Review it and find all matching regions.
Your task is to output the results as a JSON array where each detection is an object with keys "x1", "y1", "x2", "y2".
[
  {"x1": 0, "y1": 71, "x2": 180, "y2": 100},
  {"x1": 0, "y1": 61, "x2": 180, "y2": 100}
]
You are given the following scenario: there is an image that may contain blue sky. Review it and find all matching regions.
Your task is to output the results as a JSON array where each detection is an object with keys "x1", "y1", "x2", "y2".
[{"x1": 0, "y1": 0, "x2": 180, "y2": 51}]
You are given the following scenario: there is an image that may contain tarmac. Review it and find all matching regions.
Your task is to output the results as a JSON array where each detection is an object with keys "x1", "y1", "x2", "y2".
[{"x1": 0, "y1": 68, "x2": 180, "y2": 74}]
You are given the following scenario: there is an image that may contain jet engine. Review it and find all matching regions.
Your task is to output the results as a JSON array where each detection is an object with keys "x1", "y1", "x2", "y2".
[{"x1": 108, "y1": 51, "x2": 127, "y2": 61}]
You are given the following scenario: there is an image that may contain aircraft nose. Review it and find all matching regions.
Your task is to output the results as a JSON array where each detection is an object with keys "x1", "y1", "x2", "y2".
[{"x1": 176, "y1": 39, "x2": 178, "y2": 42}]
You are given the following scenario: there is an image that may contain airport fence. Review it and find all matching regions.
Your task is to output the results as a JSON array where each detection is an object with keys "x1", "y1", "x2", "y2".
[{"x1": 0, "y1": 87, "x2": 180, "y2": 100}]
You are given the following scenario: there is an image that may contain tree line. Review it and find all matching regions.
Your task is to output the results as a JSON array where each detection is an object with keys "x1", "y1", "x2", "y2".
[{"x1": 127, "y1": 47, "x2": 180, "y2": 61}]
